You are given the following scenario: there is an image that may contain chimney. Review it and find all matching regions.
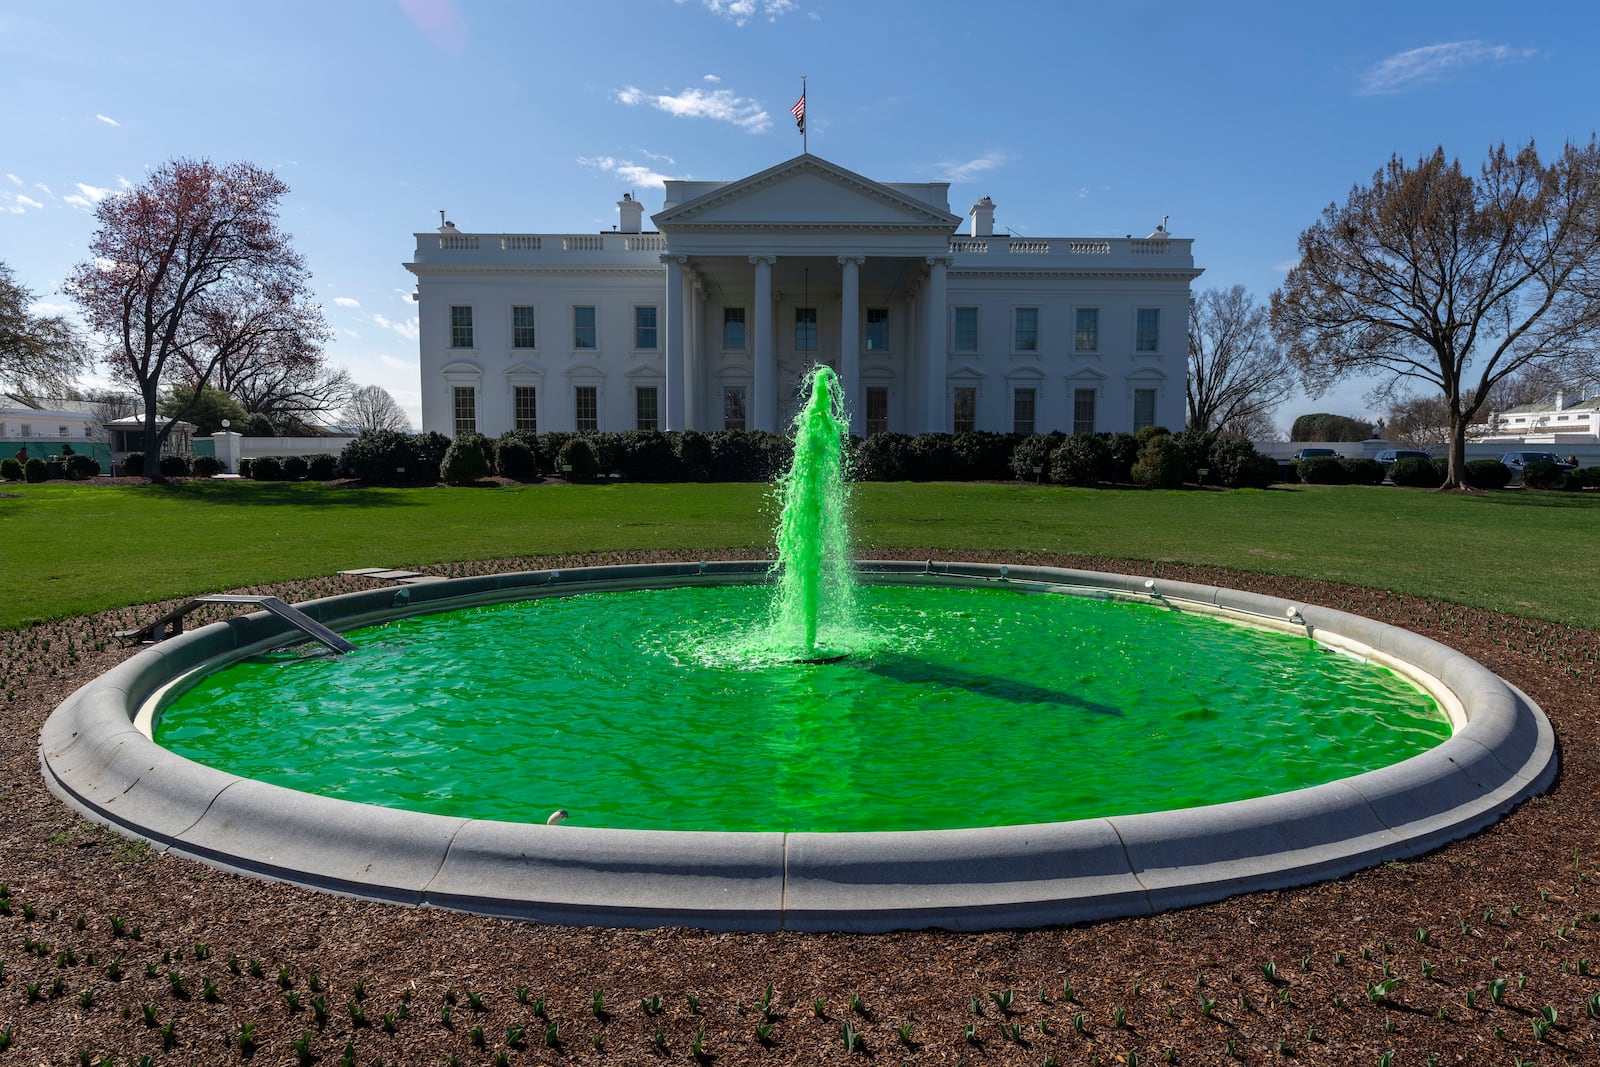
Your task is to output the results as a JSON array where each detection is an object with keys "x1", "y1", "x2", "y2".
[
  {"x1": 969, "y1": 196, "x2": 995, "y2": 238},
  {"x1": 437, "y1": 210, "x2": 459, "y2": 234},
  {"x1": 618, "y1": 193, "x2": 643, "y2": 234},
  {"x1": 1554, "y1": 390, "x2": 1566, "y2": 411}
]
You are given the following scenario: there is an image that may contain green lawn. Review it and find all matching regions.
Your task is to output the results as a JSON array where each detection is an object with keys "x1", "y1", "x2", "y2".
[{"x1": 3, "y1": 479, "x2": 1597, "y2": 631}]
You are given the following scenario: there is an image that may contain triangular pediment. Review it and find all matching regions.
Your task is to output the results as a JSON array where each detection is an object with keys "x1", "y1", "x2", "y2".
[{"x1": 654, "y1": 155, "x2": 961, "y2": 231}]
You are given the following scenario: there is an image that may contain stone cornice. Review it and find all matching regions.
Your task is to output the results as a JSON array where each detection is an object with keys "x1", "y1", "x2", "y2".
[
  {"x1": 949, "y1": 268, "x2": 1206, "y2": 282},
  {"x1": 405, "y1": 264, "x2": 667, "y2": 278},
  {"x1": 654, "y1": 154, "x2": 961, "y2": 229}
]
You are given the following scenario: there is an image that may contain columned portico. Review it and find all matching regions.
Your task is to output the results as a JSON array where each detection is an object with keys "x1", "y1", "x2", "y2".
[
  {"x1": 921, "y1": 256, "x2": 949, "y2": 433},
  {"x1": 751, "y1": 255, "x2": 776, "y2": 431},
  {"x1": 837, "y1": 255, "x2": 862, "y2": 422},
  {"x1": 664, "y1": 255, "x2": 687, "y2": 430}
]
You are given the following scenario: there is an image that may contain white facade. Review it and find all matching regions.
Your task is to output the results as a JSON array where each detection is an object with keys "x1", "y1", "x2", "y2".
[{"x1": 406, "y1": 155, "x2": 1202, "y2": 438}]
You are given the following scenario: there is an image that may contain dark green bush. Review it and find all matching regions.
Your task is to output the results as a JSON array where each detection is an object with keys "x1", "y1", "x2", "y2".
[
  {"x1": 1171, "y1": 428, "x2": 1219, "y2": 482},
  {"x1": 754, "y1": 431, "x2": 793, "y2": 481},
  {"x1": 851, "y1": 432, "x2": 911, "y2": 481},
  {"x1": 1389, "y1": 456, "x2": 1444, "y2": 488},
  {"x1": 1049, "y1": 434, "x2": 1109, "y2": 486},
  {"x1": 1206, "y1": 436, "x2": 1258, "y2": 488},
  {"x1": 904, "y1": 433, "x2": 956, "y2": 481},
  {"x1": 556, "y1": 436, "x2": 601, "y2": 482},
  {"x1": 1520, "y1": 459, "x2": 1567, "y2": 490},
  {"x1": 673, "y1": 430, "x2": 714, "y2": 481},
  {"x1": 23, "y1": 457, "x2": 48, "y2": 483},
  {"x1": 1133, "y1": 424, "x2": 1171, "y2": 449},
  {"x1": 64, "y1": 453, "x2": 102, "y2": 479},
  {"x1": 237, "y1": 457, "x2": 254, "y2": 479},
  {"x1": 339, "y1": 430, "x2": 441, "y2": 484},
  {"x1": 0, "y1": 457, "x2": 22, "y2": 481},
  {"x1": 190, "y1": 454, "x2": 224, "y2": 477},
  {"x1": 250, "y1": 455, "x2": 283, "y2": 481},
  {"x1": 1131, "y1": 435, "x2": 1187, "y2": 489},
  {"x1": 305, "y1": 453, "x2": 338, "y2": 480},
  {"x1": 282, "y1": 455, "x2": 309, "y2": 481},
  {"x1": 158, "y1": 454, "x2": 190, "y2": 478},
  {"x1": 121, "y1": 452, "x2": 144, "y2": 477},
  {"x1": 1009, "y1": 432, "x2": 1065, "y2": 481},
  {"x1": 535, "y1": 432, "x2": 571, "y2": 477},
  {"x1": 1296, "y1": 456, "x2": 1350, "y2": 484},
  {"x1": 440, "y1": 436, "x2": 491, "y2": 485},
  {"x1": 613, "y1": 430, "x2": 679, "y2": 482},
  {"x1": 1464, "y1": 459, "x2": 1511, "y2": 489},
  {"x1": 1340, "y1": 457, "x2": 1385, "y2": 486},
  {"x1": 950, "y1": 431, "x2": 1017, "y2": 481},
  {"x1": 706, "y1": 431, "x2": 771, "y2": 481},
  {"x1": 1101, "y1": 432, "x2": 1140, "y2": 484},
  {"x1": 1578, "y1": 466, "x2": 1600, "y2": 489},
  {"x1": 410, "y1": 432, "x2": 451, "y2": 485},
  {"x1": 494, "y1": 433, "x2": 541, "y2": 481}
]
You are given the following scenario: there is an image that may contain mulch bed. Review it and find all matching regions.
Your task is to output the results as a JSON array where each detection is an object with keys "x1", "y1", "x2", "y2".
[{"x1": 2, "y1": 548, "x2": 1597, "y2": 1065}]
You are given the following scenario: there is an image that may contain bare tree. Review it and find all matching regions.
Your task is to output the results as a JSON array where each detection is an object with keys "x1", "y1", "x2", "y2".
[
  {"x1": 203, "y1": 308, "x2": 353, "y2": 433},
  {"x1": 1, "y1": 259, "x2": 85, "y2": 399},
  {"x1": 1380, "y1": 395, "x2": 1458, "y2": 447},
  {"x1": 342, "y1": 384, "x2": 410, "y2": 432},
  {"x1": 67, "y1": 159, "x2": 330, "y2": 479},
  {"x1": 1186, "y1": 285, "x2": 1293, "y2": 436},
  {"x1": 1271, "y1": 139, "x2": 1600, "y2": 489}
]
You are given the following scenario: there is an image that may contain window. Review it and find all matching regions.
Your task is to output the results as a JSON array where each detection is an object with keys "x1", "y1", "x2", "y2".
[
  {"x1": 1136, "y1": 308, "x2": 1160, "y2": 353},
  {"x1": 794, "y1": 307, "x2": 817, "y2": 351},
  {"x1": 865, "y1": 308, "x2": 888, "y2": 351},
  {"x1": 450, "y1": 305, "x2": 473, "y2": 348},
  {"x1": 512, "y1": 305, "x2": 536, "y2": 348},
  {"x1": 514, "y1": 386, "x2": 537, "y2": 432},
  {"x1": 723, "y1": 386, "x2": 747, "y2": 430},
  {"x1": 573, "y1": 305, "x2": 596, "y2": 349},
  {"x1": 1134, "y1": 388, "x2": 1157, "y2": 431},
  {"x1": 635, "y1": 386, "x2": 658, "y2": 431},
  {"x1": 1073, "y1": 388, "x2": 1096, "y2": 435},
  {"x1": 953, "y1": 387, "x2": 976, "y2": 434},
  {"x1": 574, "y1": 386, "x2": 598, "y2": 431},
  {"x1": 452, "y1": 386, "x2": 476, "y2": 435},
  {"x1": 1013, "y1": 388, "x2": 1036, "y2": 435},
  {"x1": 865, "y1": 387, "x2": 889, "y2": 436},
  {"x1": 634, "y1": 306, "x2": 658, "y2": 350},
  {"x1": 953, "y1": 307, "x2": 978, "y2": 352},
  {"x1": 1075, "y1": 308, "x2": 1099, "y2": 351},
  {"x1": 722, "y1": 307, "x2": 746, "y2": 349},
  {"x1": 1013, "y1": 307, "x2": 1039, "y2": 352}
]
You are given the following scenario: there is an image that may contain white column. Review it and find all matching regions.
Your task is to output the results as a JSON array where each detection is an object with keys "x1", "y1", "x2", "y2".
[
  {"x1": 921, "y1": 256, "x2": 949, "y2": 433},
  {"x1": 211, "y1": 430, "x2": 242, "y2": 474},
  {"x1": 686, "y1": 277, "x2": 704, "y2": 429},
  {"x1": 837, "y1": 255, "x2": 863, "y2": 424},
  {"x1": 751, "y1": 255, "x2": 776, "y2": 432},
  {"x1": 663, "y1": 255, "x2": 686, "y2": 430}
]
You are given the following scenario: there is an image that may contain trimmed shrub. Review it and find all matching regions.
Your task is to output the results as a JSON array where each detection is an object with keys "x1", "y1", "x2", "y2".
[
  {"x1": 62, "y1": 453, "x2": 101, "y2": 479},
  {"x1": 1520, "y1": 459, "x2": 1567, "y2": 490},
  {"x1": 905, "y1": 433, "x2": 956, "y2": 481},
  {"x1": 237, "y1": 457, "x2": 254, "y2": 479},
  {"x1": 1102, "y1": 432, "x2": 1140, "y2": 484},
  {"x1": 536, "y1": 432, "x2": 572, "y2": 477},
  {"x1": 190, "y1": 454, "x2": 225, "y2": 477},
  {"x1": 673, "y1": 430, "x2": 714, "y2": 481},
  {"x1": 1049, "y1": 434, "x2": 1109, "y2": 486},
  {"x1": 158, "y1": 454, "x2": 190, "y2": 478},
  {"x1": 23, "y1": 457, "x2": 48, "y2": 483},
  {"x1": 950, "y1": 431, "x2": 1016, "y2": 481},
  {"x1": 1009, "y1": 432, "x2": 1065, "y2": 481},
  {"x1": 1340, "y1": 457, "x2": 1385, "y2": 486},
  {"x1": 1464, "y1": 459, "x2": 1511, "y2": 489},
  {"x1": 1578, "y1": 466, "x2": 1600, "y2": 489},
  {"x1": 1389, "y1": 456, "x2": 1444, "y2": 488},
  {"x1": 121, "y1": 452, "x2": 145, "y2": 477},
  {"x1": 305, "y1": 453, "x2": 338, "y2": 480},
  {"x1": 1171, "y1": 427, "x2": 1219, "y2": 483},
  {"x1": 556, "y1": 435, "x2": 601, "y2": 482},
  {"x1": 440, "y1": 436, "x2": 491, "y2": 485},
  {"x1": 0, "y1": 457, "x2": 22, "y2": 481},
  {"x1": 613, "y1": 430, "x2": 679, "y2": 482},
  {"x1": 410, "y1": 432, "x2": 451, "y2": 485},
  {"x1": 1131, "y1": 435, "x2": 1187, "y2": 489},
  {"x1": 494, "y1": 433, "x2": 541, "y2": 481},
  {"x1": 282, "y1": 455, "x2": 310, "y2": 481},
  {"x1": 851, "y1": 432, "x2": 911, "y2": 481},
  {"x1": 340, "y1": 431, "x2": 428, "y2": 484},
  {"x1": 754, "y1": 430, "x2": 793, "y2": 481},
  {"x1": 706, "y1": 430, "x2": 769, "y2": 481},
  {"x1": 1296, "y1": 456, "x2": 1350, "y2": 484},
  {"x1": 1206, "y1": 437, "x2": 1277, "y2": 489},
  {"x1": 1134, "y1": 424, "x2": 1171, "y2": 449},
  {"x1": 250, "y1": 455, "x2": 283, "y2": 481}
]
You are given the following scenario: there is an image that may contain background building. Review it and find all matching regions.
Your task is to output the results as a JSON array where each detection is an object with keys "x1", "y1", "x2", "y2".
[{"x1": 406, "y1": 155, "x2": 1202, "y2": 438}]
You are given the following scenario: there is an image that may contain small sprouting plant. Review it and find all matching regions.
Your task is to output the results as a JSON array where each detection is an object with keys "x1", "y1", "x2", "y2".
[
  {"x1": 1260, "y1": 961, "x2": 1279, "y2": 983},
  {"x1": 277, "y1": 965, "x2": 293, "y2": 989},
  {"x1": 347, "y1": 1003, "x2": 367, "y2": 1027},
  {"x1": 1062, "y1": 979, "x2": 1075, "y2": 1002},
  {"x1": 110, "y1": 916, "x2": 127, "y2": 937},
  {"x1": 381, "y1": 1011, "x2": 397, "y2": 1034},
  {"x1": 193, "y1": 943, "x2": 210, "y2": 961},
  {"x1": 1517, "y1": 973, "x2": 1529, "y2": 990},
  {"x1": 466, "y1": 989, "x2": 485, "y2": 1011},
  {"x1": 641, "y1": 994, "x2": 662, "y2": 1016},
  {"x1": 351, "y1": 976, "x2": 366, "y2": 1000},
  {"x1": 592, "y1": 987, "x2": 606, "y2": 1019},
  {"x1": 515, "y1": 985, "x2": 530, "y2": 1004},
  {"x1": 201, "y1": 977, "x2": 220, "y2": 1003},
  {"x1": 1384, "y1": 1016, "x2": 1396, "y2": 1033},
  {"x1": 1586, "y1": 991, "x2": 1600, "y2": 1018},
  {"x1": 292, "y1": 1032, "x2": 313, "y2": 1066},
  {"x1": 1381, "y1": 959, "x2": 1395, "y2": 979},
  {"x1": 756, "y1": 1021, "x2": 776, "y2": 1045},
  {"x1": 693, "y1": 1025, "x2": 710, "y2": 1062},
  {"x1": 1333, "y1": 952, "x2": 1345, "y2": 967},
  {"x1": 1114, "y1": 1005, "x2": 1128, "y2": 1028},
  {"x1": 504, "y1": 1024, "x2": 525, "y2": 1049},
  {"x1": 283, "y1": 990, "x2": 301, "y2": 1012},
  {"x1": 1489, "y1": 977, "x2": 1508, "y2": 1005},
  {"x1": 1238, "y1": 992, "x2": 1252, "y2": 1013},
  {"x1": 160, "y1": 1021, "x2": 176, "y2": 1049},
  {"x1": 1421, "y1": 958, "x2": 1439, "y2": 979},
  {"x1": 1531, "y1": 1015, "x2": 1552, "y2": 1041},
  {"x1": 1367, "y1": 978, "x2": 1403, "y2": 1003},
  {"x1": 969, "y1": 995, "x2": 983, "y2": 1015},
  {"x1": 990, "y1": 987, "x2": 1014, "y2": 1014},
  {"x1": 1415, "y1": 927, "x2": 1430, "y2": 945},
  {"x1": 530, "y1": 996, "x2": 546, "y2": 1018},
  {"x1": 338, "y1": 1042, "x2": 355, "y2": 1067},
  {"x1": 543, "y1": 1018, "x2": 559, "y2": 1048},
  {"x1": 141, "y1": 1003, "x2": 159, "y2": 1027},
  {"x1": 813, "y1": 997, "x2": 826, "y2": 1018},
  {"x1": 439, "y1": 1004, "x2": 452, "y2": 1026},
  {"x1": 896, "y1": 1022, "x2": 913, "y2": 1045},
  {"x1": 651, "y1": 1026, "x2": 666, "y2": 1051},
  {"x1": 237, "y1": 1020, "x2": 258, "y2": 1054},
  {"x1": 468, "y1": 1025, "x2": 485, "y2": 1048},
  {"x1": 1073, "y1": 1011, "x2": 1087, "y2": 1034},
  {"x1": 1466, "y1": 989, "x2": 1477, "y2": 1009},
  {"x1": 848, "y1": 992, "x2": 865, "y2": 1015},
  {"x1": 1377, "y1": 1052, "x2": 1393, "y2": 1067},
  {"x1": 962, "y1": 1022, "x2": 978, "y2": 1044},
  {"x1": 248, "y1": 958, "x2": 264, "y2": 979},
  {"x1": 1199, "y1": 995, "x2": 1215, "y2": 1017},
  {"x1": 841, "y1": 1020, "x2": 863, "y2": 1053},
  {"x1": 686, "y1": 993, "x2": 701, "y2": 1014},
  {"x1": 166, "y1": 972, "x2": 187, "y2": 999},
  {"x1": 311, "y1": 995, "x2": 329, "y2": 1025},
  {"x1": 77, "y1": 987, "x2": 93, "y2": 1009}
]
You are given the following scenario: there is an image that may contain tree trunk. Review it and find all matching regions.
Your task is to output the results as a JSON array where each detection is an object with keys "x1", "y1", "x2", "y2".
[
  {"x1": 140, "y1": 382, "x2": 166, "y2": 481},
  {"x1": 1442, "y1": 416, "x2": 1471, "y2": 490}
]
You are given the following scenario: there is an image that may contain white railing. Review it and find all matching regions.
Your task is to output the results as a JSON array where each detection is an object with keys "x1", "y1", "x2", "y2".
[
  {"x1": 437, "y1": 235, "x2": 479, "y2": 250},
  {"x1": 949, "y1": 238, "x2": 988, "y2": 253},
  {"x1": 1008, "y1": 239, "x2": 1051, "y2": 254},
  {"x1": 1131, "y1": 239, "x2": 1170, "y2": 254},
  {"x1": 501, "y1": 236, "x2": 542, "y2": 251},
  {"x1": 563, "y1": 235, "x2": 604, "y2": 251},
  {"x1": 625, "y1": 235, "x2": 666, "y2": 251},
  {"x1": 1067, "y1": 240, "x2": 1111, "y2": 255}
]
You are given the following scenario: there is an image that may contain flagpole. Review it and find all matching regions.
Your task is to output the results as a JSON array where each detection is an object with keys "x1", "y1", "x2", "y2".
[{"x1": 801, "y1": 75, "x2": 808, "y2": 154}]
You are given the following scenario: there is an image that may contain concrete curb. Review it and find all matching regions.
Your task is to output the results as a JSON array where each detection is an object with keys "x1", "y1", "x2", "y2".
[{"x1": 39, "y1": 562, "x2": 1558, "y2": 932}]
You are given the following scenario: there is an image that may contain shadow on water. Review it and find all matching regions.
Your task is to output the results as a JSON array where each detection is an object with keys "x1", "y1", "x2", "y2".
[
  {"x1": 857, "y1": 653, "x2": 1124, "y2": 717},
  {"x1": 148, "y1": 482, "x2": 423, "y2": 509}
]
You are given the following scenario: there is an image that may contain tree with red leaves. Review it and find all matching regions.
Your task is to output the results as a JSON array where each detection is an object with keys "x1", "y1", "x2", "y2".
[{"x1": 68, "y1": 159, "x2": 329, "y2": 479}]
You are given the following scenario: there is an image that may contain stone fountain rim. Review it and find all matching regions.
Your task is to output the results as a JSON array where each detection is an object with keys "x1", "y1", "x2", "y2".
[{"x1": 38, "y1": 560, "x2": 1556, "y2": 933}]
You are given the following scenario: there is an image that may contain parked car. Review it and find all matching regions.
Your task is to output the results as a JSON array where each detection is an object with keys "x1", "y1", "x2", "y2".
[
  {"x1": 1374, "y1": 448, "x2": 1433, "y2": 471},
  {"x1": 1497, "y1": 451, "x2": 1576, "y2": 472},
  {"x1": 1291, "y1": 447, "x2": 1338, "y2": 461}
]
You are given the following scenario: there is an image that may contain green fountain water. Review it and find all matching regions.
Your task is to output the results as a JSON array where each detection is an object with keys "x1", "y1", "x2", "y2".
[{"x1": 768, "y1": 365, "x2": 856, "y2": 659}]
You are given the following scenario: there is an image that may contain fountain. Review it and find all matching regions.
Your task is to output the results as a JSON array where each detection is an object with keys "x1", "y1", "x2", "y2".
[{"x1": 38, "y1": 378, "x2": 1557, "y2": 930}]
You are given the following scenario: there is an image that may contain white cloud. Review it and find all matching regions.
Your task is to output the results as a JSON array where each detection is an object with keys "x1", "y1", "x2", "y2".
[
  {"x1": 74, "y1": 182, "x2": 113, "y2": 202},
  {"x1": 95, "y1": 113, "x2": 119, "y2": 126},
  {"x1": 63, "y1": 195, "x2": 94, "y2": 211},
  {"x1": 334, "y1": 296, "x2": 361, "y2": 308},
  {"x1": 29, "y1": 301, "x2": 71, "y2": 315},
  {"x1": 4, "y1": 173, "x2": 19, "y2": 186},
  {"x1": 342, "y1": 328, "x2": 362, "y2": 339},
  {"x1": 693, "y1": 0, "x2": 797, "y2": 26},
  {"x1": 5, "y1": 206, "x2": 20, "y2": 215},
  {"x1": 117, "y1": 175, "x2": 132, "y2": 189},
  {"x1": 579, "y1": 155, "x2": 676, "y2": 190},
  {"x1": 372, "y1": 313, "x2": 419, "y2": 342},
  {"x1": 933, "y1": 152, "x2": 1013, "y2": 184},
  {"x1": 636, "y1": 147, "x2": 676, "y2": 164},
  {"x1": 1359, "y1": 41, "x2": 1538, "y2": 95},
  {"x1": 613, "y1": 84, "x2": 770, "y2": 133},
  {"x1": 34, "y1": 182, "x2": 52, "y2": 196},
  {"x1": 378, "y1": 353, "x2": 415, "y2": 372},
  {"x1": 16, "y1": 195, "x2": 43, "y2": 210},
  {"x1": 703, "y1": 74, "x2": 720, "y2": 83}
]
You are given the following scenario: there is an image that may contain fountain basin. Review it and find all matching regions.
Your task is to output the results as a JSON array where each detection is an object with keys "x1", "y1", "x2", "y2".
[{"x1": 40, "y1": 561, "x2": 1556, "y2": 932}]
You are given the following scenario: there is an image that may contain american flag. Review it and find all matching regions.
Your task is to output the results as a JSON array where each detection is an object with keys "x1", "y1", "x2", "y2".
[{"x1": 791, "y1": 92, "x2": 806, "y2": 132}]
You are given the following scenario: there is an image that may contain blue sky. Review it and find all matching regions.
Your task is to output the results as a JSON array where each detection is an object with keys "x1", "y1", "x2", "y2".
[{"x1": 3, "y1": 0, "x2": 1596, "y2": 431}]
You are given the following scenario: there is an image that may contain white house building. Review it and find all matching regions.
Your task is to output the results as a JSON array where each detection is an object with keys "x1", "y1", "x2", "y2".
[{"x1": 406, "y1": 154, "x2": 1201, "y2": 439}]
